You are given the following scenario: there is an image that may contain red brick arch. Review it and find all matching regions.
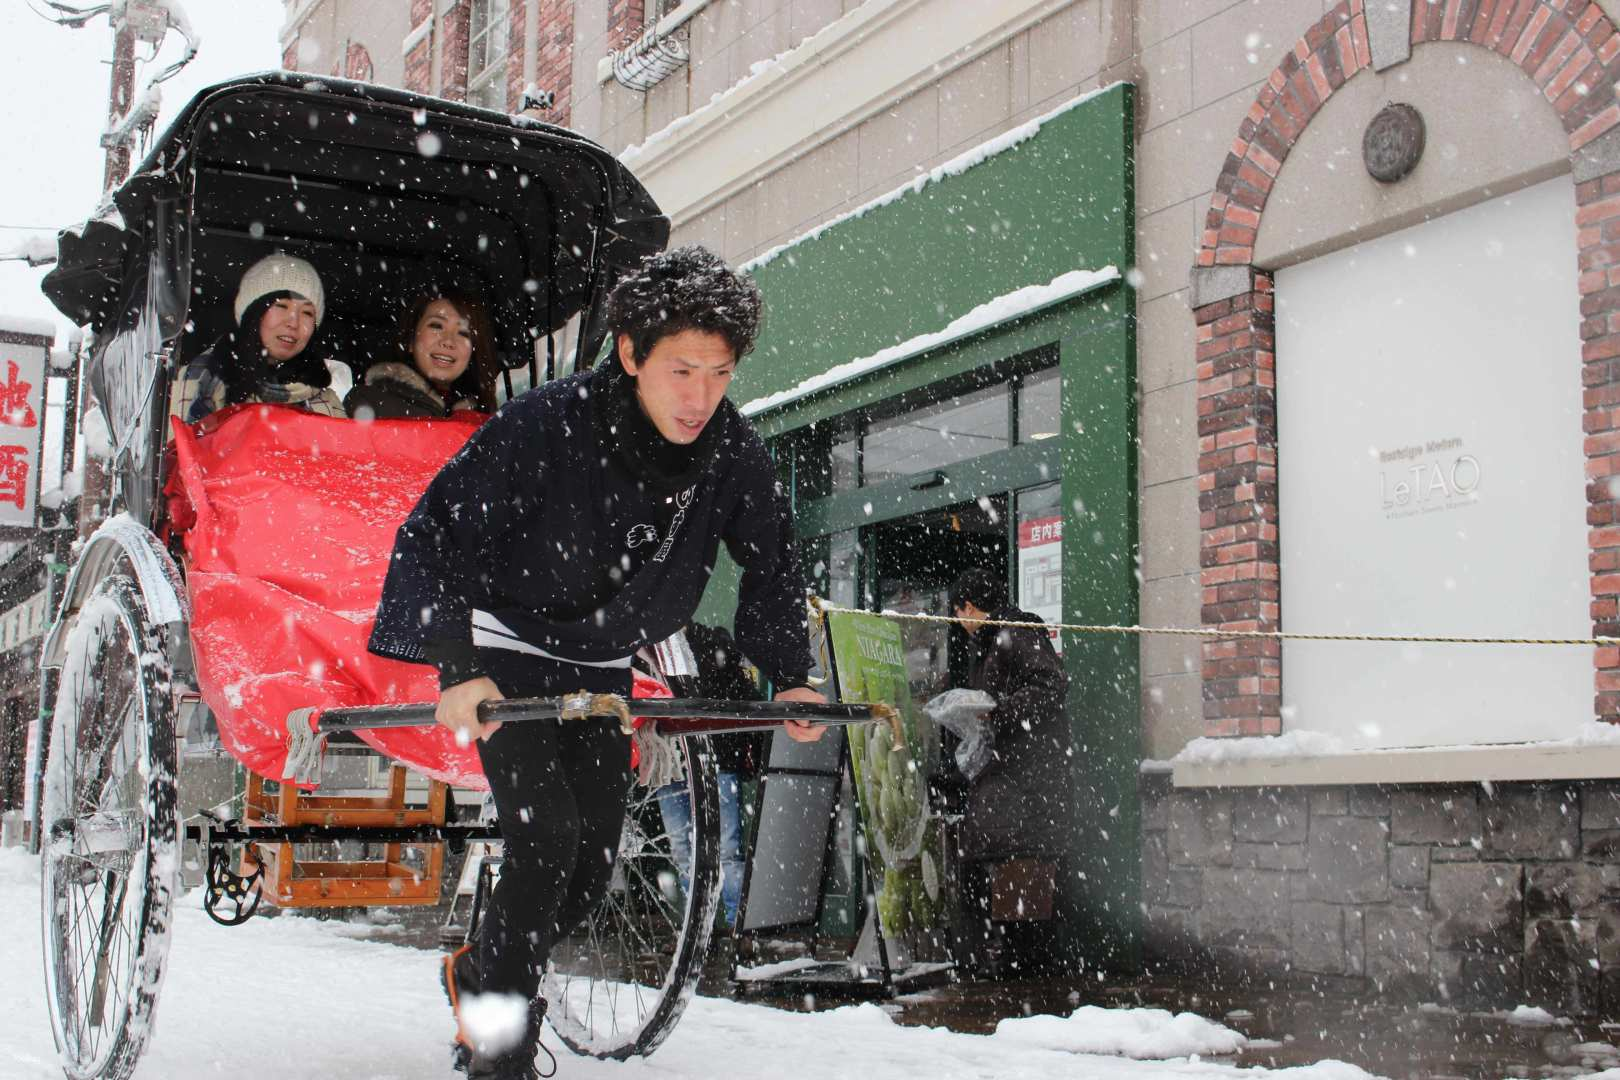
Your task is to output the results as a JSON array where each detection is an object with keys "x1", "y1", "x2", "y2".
[{"x1": 1192, "y1": 0, "x2": 1620, "y2": 737}]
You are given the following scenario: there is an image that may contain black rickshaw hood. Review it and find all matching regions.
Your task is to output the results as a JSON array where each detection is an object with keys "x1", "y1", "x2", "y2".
[{"x1": 41, "y1": 71, "x2": 669, "y2": 337}]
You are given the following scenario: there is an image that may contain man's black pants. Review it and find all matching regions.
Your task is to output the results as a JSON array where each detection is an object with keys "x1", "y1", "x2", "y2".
[{"x1": 473, "y1": 649, "x2": 633, "y2": 1000}]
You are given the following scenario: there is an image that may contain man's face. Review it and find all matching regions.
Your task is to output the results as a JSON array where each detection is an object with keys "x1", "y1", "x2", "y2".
[
  {"x1": 955, "y1": 601, "x2": 988, "y2": 635},
  {"x1": 258, "y1": 297, "x2": 318, "y2": 365},
  {"x1": 618, "y1": 329, "x2": 736, "y2": 445}
]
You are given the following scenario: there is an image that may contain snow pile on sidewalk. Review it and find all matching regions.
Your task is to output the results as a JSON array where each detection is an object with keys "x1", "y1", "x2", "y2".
[{"x1": 995, "y1": 1004, "x2": 1245, "y2": 1058}]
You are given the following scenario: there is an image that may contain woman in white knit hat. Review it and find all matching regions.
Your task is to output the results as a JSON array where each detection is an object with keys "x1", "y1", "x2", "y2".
[{"x1": 170, "y1": 253, "x2": 345, "y2": 423}]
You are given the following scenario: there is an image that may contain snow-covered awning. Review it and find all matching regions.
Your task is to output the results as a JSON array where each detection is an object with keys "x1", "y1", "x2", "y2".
[
  {"x1": 740, "y1": 266, "x2": 1119, "y2": 418},
  {"x1": 729, "y1": 83, "x2": 1134, "y2": 430}
]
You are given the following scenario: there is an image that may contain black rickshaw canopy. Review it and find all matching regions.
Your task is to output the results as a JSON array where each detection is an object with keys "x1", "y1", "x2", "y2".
[{"x1": 42, "y1": 71, "x2": 669, "y2": 374}]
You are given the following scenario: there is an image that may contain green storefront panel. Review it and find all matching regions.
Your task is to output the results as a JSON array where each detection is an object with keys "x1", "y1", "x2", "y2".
[
  {"x1": 732, "y1": 82, "x2": 1134, "y2": 426},
  {"x1": 700, "y1": 83, "x2": 1140, "y2": 973}
]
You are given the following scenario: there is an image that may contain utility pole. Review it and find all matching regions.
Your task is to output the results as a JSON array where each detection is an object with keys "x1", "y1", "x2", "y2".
[
  {"x1": 102, "y1": 15, "x2": 137, "y2": 191},
  {"x1": 77, "y1": 9, "x2": 141, "y2": 540}
]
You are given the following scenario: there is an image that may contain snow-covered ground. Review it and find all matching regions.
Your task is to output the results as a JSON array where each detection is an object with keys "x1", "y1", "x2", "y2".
[{"x1": 0, "y1": 848, "x2": 1384, "y2": 1080}]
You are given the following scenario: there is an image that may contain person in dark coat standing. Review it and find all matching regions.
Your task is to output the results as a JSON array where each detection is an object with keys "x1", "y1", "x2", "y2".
[
  {"x1": 369, "y1": 246, "x2": 824, "y2": 1080},
  {"x1": 948, "y1": 568, "x2": 1070, "y2": 977},
  {"x1": 949, "y1": 568, "x2": 1070, "y2": 863}
]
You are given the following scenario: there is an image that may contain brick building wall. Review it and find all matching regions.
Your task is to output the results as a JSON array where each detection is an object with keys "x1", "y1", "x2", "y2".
[
  {"x1": 606, "y1": 0, "x2": 644, "y2": 50},
  {"x1": 1192, "y1": 0, "x2": 1620, "y2": 735},
  {"x1": 439, "y1": 0, "x2": 470, "y2": 101},
  {"x1": 1153, "y1": 0, "x2": 1620, "y2": 1009},
  {"x1": 531, "y1": 0, "x2": 574, "y2": 126},
  {"x1": 403, "y1": 0, "x2": 432, "y2": 92}
]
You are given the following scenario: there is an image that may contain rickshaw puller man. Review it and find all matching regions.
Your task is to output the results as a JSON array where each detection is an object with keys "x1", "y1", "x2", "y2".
[{"x1": 368, "y1": 245, "x2": 825, "y2": 1080}]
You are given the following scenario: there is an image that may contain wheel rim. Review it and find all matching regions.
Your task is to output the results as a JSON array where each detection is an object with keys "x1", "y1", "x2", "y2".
[
  {"x1": 40, "y1": 577, "x2": 175, "y2": 1080},
  {"x1": 542, "y1": 735, "x2": 719, "y2": 1059}
]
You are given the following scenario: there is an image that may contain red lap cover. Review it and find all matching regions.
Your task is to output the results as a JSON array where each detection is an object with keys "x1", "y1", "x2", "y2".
[{"x1": 170, "y1": 405, "x2": 489, "y2": 788}]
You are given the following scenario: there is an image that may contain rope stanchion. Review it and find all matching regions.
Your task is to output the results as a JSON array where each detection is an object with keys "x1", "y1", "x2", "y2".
[{"x1": 806, "y1": 596, "x2": 1620, "y2": 649}]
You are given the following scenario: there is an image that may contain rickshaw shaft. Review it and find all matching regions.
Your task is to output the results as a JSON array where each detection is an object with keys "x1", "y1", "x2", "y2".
[
  {"x1": 313, "y1": 696, "x2": 891, "y2": 734},
  {"x1": 184, "y1": 821, "x2": 503, "y2": 845}
]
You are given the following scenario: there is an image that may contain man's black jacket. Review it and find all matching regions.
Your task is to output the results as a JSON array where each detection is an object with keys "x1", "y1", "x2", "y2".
[{"x1": 368, "y1": 363, "x2": 813, "y2": 688}]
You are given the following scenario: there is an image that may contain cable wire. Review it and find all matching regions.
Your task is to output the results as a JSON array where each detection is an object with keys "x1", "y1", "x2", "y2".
[{"x1": 807, "y1": 597, "x2": 1620, "y2": 648}]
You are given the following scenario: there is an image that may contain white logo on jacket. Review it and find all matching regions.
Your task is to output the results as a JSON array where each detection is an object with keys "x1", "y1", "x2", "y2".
[
  {"x1": 652, "y1": 487, "x2": 695, "y2": 563},
  {"x1": 627, "y1": 523, "x2": 659, "y2": 548}
]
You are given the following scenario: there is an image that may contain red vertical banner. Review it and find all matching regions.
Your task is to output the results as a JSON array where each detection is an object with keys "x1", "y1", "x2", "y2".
[{"x1": 0, "y1": 326, "x2": 50, "y2": 529}]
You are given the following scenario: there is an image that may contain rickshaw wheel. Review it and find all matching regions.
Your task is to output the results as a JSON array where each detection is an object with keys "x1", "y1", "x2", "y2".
[
  {"x1": 39, "y1": 575, "x2": 177, "y2": 1080},
  {"x1": 541, "y1": 734, "x2": 720, "y2": 1060}
]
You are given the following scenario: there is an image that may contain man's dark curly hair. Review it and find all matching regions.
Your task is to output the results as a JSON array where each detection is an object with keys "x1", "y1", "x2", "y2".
[
  {"x1": 605, "y1": 245, "x2": 763, "y2": 363},
  {"x1": 950, "y1": 568, "x2": 1008, "y2": 614}
]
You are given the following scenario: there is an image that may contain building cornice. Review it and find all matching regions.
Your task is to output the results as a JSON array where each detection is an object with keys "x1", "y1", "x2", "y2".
[{"x1": 618, "y1": 0, "x2": 1073, "y2": 229}]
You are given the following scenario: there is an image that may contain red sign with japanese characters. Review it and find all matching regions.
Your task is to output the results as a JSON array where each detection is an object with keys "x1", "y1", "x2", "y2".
[{"x1": 0, "y1": 329, "x2": 48, "y2": 527}]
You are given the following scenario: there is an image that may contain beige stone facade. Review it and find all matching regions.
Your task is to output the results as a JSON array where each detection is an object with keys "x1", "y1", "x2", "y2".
[
  {"x1": 269, "y1": 0, "x2": 1620, "y2": 1001},
  {"x1": 281, "y1": 0, "x2": 412, "y2": 85},
  {"x1": 279, "y1": 0, "x2": 1620, "y2": 764}
]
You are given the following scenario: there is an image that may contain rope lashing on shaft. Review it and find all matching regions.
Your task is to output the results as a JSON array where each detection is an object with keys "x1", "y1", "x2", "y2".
[{"x1": 807, "y1": 597, "x2": 1620, "y2": 648}]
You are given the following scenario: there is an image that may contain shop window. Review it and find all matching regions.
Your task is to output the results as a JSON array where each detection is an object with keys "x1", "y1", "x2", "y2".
[
  {"x1": 1275, "y1": 176, "x2": 1586, "y2": 749},
  {"x1": 1016, "y1": 367, "x2": 1060, "y2": 443},
  {"x1": 830, "y1": 423, "x2": 858, "y2": 494},
  {"x1": 863, "y1": 383, "x2": 1009, "y2": 486},
  {"x1": 815, "y1": 353, "x2": 1056, "y2": 491},
  {"x1": 468, "y1": 0, "x2": 511, "y2": 111},
  {"x1": 826, "y1": 529, "x2": 860, "y2": 609}
]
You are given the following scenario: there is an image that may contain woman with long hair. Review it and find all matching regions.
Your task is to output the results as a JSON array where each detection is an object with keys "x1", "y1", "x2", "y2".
[{"x1": 346, "y1": 290, "x2": 498, "y2": 419}]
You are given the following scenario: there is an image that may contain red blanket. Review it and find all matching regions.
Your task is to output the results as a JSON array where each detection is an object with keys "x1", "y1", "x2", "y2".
[{"x1": 170, "y1": 405, "x2": 491, "y2": 788}]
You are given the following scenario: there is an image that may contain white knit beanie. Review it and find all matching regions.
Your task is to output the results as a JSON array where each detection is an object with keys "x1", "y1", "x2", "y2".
[{"x1": 234, "y1": 254, "x2": 325, "y2": 326}]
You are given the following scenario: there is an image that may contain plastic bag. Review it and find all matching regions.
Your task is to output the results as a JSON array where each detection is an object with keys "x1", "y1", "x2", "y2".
[{"x1": 923, "y1": 688, "x2": 997, "y2": 783}]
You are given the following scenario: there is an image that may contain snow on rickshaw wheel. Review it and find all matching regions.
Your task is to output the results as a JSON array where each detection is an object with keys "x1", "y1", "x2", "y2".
[
  {"x1": 541, "y1": 733, "x2": 721, "y2": 1060},
  {"x1": 39, "y1": 574, "x2": 178, "y2": 1080}
]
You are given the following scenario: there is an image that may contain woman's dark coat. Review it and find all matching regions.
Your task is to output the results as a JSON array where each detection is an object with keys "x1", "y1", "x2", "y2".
[
  {"x1": 959, "y1": 605, "x2": 1071, "y2": 860},
  {"x1": 345, "y1": 361, "x2": 475, "y2": 419}
]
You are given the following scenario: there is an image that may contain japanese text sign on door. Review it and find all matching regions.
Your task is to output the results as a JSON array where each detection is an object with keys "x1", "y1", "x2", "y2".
[
  {"x1": 1017, "y1": 514, "x2": 1063, "y2": 653},
  {"x1": 0, "y1": 326, "x2": 48, "y2": 528}
]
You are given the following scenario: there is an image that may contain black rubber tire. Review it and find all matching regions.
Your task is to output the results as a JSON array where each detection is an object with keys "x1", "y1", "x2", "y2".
[
  {"x1": 540, "y1": 734, "x2": 720, "y2": 1059},
  {"x1": 39, "y1": 574, "x2": 178, "y2": 1080}
]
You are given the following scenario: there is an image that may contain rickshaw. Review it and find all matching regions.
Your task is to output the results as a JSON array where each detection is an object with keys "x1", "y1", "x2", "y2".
[{"x1": 28, "y1": 73, "x2": 879, "y2": 1080}]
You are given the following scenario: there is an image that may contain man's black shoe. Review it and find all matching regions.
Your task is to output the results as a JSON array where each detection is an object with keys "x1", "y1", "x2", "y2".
[{"x1": 440, "y1": 945, "x2": 555, "y2": 1078}]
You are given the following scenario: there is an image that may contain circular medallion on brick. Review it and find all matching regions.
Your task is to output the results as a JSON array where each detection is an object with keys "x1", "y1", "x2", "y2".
[{"x1": 1362, "y1": 103, "x2": 1426, "y2": 184}]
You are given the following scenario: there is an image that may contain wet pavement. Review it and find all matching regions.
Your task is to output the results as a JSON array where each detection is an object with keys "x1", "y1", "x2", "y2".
[
  {"x1": 305, "y1": 905, "x2": 1620, "y2": 1079},
  {"x1": 732, "y1": 965, "x2": 1620, "y2": 1079},
  {"x1": 895, "y1": 980, "x2": 1620, "y2": 1078}
]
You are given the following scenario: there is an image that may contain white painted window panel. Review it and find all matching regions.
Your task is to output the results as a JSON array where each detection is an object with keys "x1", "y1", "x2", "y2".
[{"x1": 1275, "y1": 176, "x2": 1589, "y2": 748}]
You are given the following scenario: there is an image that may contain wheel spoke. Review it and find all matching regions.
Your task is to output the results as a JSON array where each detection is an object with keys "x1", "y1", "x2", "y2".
[{"x1": 540, "y1": 738, "x2": 716, "y2": 1059}]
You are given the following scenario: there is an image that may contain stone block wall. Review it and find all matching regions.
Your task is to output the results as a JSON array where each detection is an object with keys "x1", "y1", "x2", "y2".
[{"x1": 1142, "y1": 774, "x2": 1620, "y2": 1013}]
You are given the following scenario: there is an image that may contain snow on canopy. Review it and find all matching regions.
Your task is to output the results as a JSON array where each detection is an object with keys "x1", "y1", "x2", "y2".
[{"x1": 0, "y1": 313, "x2": 59, "y2": 339}]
